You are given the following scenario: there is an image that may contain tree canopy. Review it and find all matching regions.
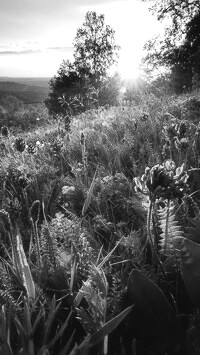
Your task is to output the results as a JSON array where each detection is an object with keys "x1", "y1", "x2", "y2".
[
  {"x1": 74, "y1": 11, "x2": 120, "y2": 84},
  {"x1": 143, "y1": 0, "x2": 200, "y2": 92},
  {"x1": 45, "y1": 11, "x2": 120, "y2": 116}
]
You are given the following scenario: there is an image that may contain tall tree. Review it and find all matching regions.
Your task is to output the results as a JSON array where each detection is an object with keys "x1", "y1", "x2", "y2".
[
  {"x1": 147, "y1": 0, "x2": 200, "y2": 44},
  {"x1": 73, "y1": 11, "x2": 120, "y2": 86},
  {"x1": 46, "y1": 11, "x2": 120, "y2": 116},
  {"x1": 143, "y1": 0, "x2": 200, "y2": 91}
]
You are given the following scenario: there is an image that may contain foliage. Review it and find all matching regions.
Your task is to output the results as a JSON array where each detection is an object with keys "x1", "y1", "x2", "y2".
[
  {"x1": 127, "y1": 269, "x2": 181, "y2": 354},
  {"x1": 181, "y1": 238, "x2": 200, "y2": 309},
  {"x1": 73, "y1": 11, "x2": 120, "y2": 84},
  {"x1": 45, "y1": 11, "x2": 120, "y2": 119},
  {"x1": 45, "y1": 60, "x2": 85, "y2": 116},
  {"x1": 158, "y1": 200, "x2": 184, "y2": 256},
  {"x1": 144, "y1": 1, "x2": 200, "y2": 92},
  {"x1": 2, "y1": 92, "x2": 200, "y2": 354}
]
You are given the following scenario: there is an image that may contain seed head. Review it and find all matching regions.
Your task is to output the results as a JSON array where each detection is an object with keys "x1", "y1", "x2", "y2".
[
  {"x1": 14, "y1": 137, "x2": 26, "y2": 152},
  {"x1": 1, "y1": 126, "x2": 9, "y2": 137},
  {"x1": 80, "y1": 132, "x2": 85, "y2": 145}
]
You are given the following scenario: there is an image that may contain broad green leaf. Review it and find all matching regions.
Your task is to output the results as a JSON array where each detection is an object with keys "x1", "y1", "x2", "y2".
[
  {"x1": 69, "y1": 339, "x2": 90, "y2": 355},
  {"x1": 181, "y1": 238, "x2": 200, "y2": 308},
  {"x1": 127, "y1": 269, "x2": 180, "y2": 352},
  {"x1": 15, "y1": 229, "x2": 35, "y2": 301},
  {"x1": 71, "y1": 305, "x2": 133, "y2": 354},
  {"x1": 185, "y1": 218, "x2": 200, "y2": 243},
  {"x1": 89, "y1": 305, "x2": 134, "y2": 346}
]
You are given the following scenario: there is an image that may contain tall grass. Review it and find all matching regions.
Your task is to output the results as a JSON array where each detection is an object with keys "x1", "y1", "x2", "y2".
[{"x1": 0, "y1": 92, "x2": 200, "y2": 354}]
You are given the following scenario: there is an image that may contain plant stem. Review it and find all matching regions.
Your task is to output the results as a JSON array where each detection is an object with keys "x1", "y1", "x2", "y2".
[{"x1": 147, "y1": 200, "x2": 155, "y2": 263}]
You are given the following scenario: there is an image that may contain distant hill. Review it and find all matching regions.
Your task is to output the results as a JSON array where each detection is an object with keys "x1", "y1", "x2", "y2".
[{"x1": 0, "y1": 77, "x2": 50, "y2": 104}]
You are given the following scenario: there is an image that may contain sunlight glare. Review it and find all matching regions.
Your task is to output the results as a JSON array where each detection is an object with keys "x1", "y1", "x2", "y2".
[
  {"x1": 83, "y1": 0, "x2": 161, "y2": 81},
  {"x1": 117, "y1": 52, "x2": 141, "y2": 81}
]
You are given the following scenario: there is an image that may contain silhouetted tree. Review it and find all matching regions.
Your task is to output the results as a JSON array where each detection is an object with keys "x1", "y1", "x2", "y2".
[
  {"x1": 45, "y1": 11, "x2": 120, "y2": 116},
  {"x1": 74, "y1": 11, "x2": 120, "y2": 87},
  {"x1": 143, "y1": 0, "x2": 200, "y2": 92},
  {"x1": 45, "y1": 60, "x2": 85, "y2": 116}
]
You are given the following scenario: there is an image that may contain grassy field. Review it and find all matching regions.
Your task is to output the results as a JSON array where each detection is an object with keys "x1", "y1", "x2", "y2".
[{"x1": 0, "y1": 91, "x2": 200, "y2": 354}]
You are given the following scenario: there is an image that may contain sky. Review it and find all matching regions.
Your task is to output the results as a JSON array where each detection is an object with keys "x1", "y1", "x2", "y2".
[{"x1": 0, "y1": 0, "x2": 162, "y2": 79}]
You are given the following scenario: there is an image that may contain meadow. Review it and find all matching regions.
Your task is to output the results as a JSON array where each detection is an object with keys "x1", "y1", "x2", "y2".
[{"x1": 0, "y1": 90, "x2": 200, "y2": 354}]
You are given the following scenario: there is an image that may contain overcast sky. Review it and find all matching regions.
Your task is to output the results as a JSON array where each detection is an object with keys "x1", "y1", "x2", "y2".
[{"x1": 0, "y1": 0, "x2": 161, "y2": 78}]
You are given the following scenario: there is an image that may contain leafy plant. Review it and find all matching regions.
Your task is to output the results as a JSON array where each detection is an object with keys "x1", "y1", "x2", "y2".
[
  {"x1": 127, "y1": 269, "x2": 181, "y2": 354},
  {"x1": 158, "y1": 200, "x2": 184, "y2": 256},
  {"x1": 181, "y1": 238, "x2": 200, "y2": 308}
]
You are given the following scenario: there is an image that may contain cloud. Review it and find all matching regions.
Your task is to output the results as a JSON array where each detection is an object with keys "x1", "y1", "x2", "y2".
[
  {"x1": 0, "y1": 49, "x2": 41, "y2": 55},
  {"x1": 46, "y1": 46, "x2": 73, "y2": 52},
  {"x1": 0, "y1": 42, "x2": 73, "y2": 56}
]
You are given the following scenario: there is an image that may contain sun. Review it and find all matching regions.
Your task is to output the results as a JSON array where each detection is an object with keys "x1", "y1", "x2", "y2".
[
  {"x1": 86, "y1": 0, "x2": 162, "y2": 82},
  {"x1": 117, "y1": 52, "x2": 141, "y2": 81}
]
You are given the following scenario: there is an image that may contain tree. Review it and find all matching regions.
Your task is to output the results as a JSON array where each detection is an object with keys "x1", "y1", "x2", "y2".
[
  {"x1": 143, "y1": 0, "x2": 200, "y2": 92},
  {"x1": 46, "y1": 11, "x2": 120, "y2": 116},
  {"x1": 73, "y1": 11, "x2": 120, "y2": 86},
  {"x1": 45, "y1": 60, "x2": 85, "y2": 116},
  {"x1": 147, "y1": 0, "x2": 200, "y2": 43}
]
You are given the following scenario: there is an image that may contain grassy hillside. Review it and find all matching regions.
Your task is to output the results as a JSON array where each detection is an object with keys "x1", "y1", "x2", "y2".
[
  {"x1": 0, "y1": 92, "x2": 200, "y2": 354},
  {"x1": 0, "y1": 77, "x2": 50, "y2": 103}
]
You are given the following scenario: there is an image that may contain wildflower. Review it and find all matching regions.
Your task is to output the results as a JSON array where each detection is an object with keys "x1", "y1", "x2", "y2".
[
  {"x1": 36, "y1": 141, "x2": 44, "y2": 148},
  {"x1": 72, "y1": 163, "x2": 84, "y2": 176},
  {"x1": 102, "y1": 175, "x2": 112, "y2": 184},
  {"x1": 134, "y1": 161, "x2": 189, "y2": 201},
  {"x1": 140, "y1": 113, "x2": 149, "y2": 121},
  {"x1": 62, "y1": 186, "x2": 75, "y2": 195},
  {"x1": 164, "y1": 159, "x2": 176, "y2": 172},
  {"x1": 51, "y1": 138, "x2": 63, "y2": 156}
]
